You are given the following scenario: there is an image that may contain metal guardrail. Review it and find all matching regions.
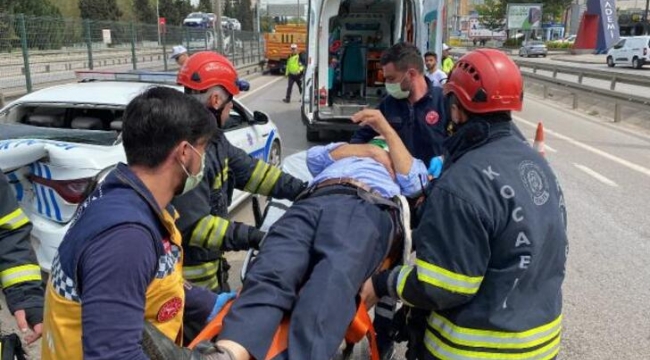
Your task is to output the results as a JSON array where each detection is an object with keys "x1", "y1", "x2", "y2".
[
  {"x1": 514, "y1": 59, "x2": 650, "y2": 91},
  {"x1": 512, "y1": 59, "x2": 650, "y2": 122}
]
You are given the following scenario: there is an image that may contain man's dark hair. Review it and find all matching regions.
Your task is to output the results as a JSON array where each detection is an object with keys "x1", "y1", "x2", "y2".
[
  {"x1": 424, "y1": 51, "x2": 437, "y2": 59},
  {"x1": 380, "y1": 42, "x2": 424, "y2": 74},
  {"x1": 122, "y1": 86, "x2": 217, "y2": 168}
]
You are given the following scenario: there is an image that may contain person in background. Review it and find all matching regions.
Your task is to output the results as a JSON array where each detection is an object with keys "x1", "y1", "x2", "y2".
[
  {"x1": 282, "y1": 43, "x2": 304, "y2": 103},
  {"x1": 0, "y1": 170, "x2": 44, "y2": 346},
  {"x1": 171, "y1": 45, "x2": 189, "y2": 67},
  {"x1": 441, "y1": 43, "x2": 454, "y2": 74},
  {"x1": 423, "y1": 51, "x2": 447, "y2": 88}
]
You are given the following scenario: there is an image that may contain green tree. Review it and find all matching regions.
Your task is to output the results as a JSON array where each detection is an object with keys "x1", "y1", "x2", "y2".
[
  {"x1": 133, "y1": 0, "x2": 156, "y2": 23},
  {"x1": 79, "y1": 0, "x2": 123, "y2": 20},
  {"x1": 475, "y1": 0, "x2": 505, "y2": 32},
  {"x1": 237, "y1": 0, "x2": 253, "y2": 31},
  {"x1": 260, "y1": 15, "x2": 274, "y2": 32},
  {"x1": 224, "y1": 0, "x2": 236, "y2": 18},
  {"x1": 197, "y1": 0, "x2": 212, "y2": 13},
  {"x1": 174, "y1": 0, "x2": 195, "y2": 22}
]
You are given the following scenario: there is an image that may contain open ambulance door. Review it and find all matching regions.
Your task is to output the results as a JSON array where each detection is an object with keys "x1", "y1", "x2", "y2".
[{"x1": 419, "y1": 0, "x2": 446, "y2": 68}]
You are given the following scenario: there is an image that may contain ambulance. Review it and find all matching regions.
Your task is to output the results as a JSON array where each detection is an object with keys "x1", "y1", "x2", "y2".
[{"x1": 300, "y1": 0, "x2": 445, "y2": 141}]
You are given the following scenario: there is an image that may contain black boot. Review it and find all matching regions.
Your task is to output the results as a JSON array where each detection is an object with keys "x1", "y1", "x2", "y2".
[{"x1": 142, "y1": 321, "x2": 236, "y2": 360}]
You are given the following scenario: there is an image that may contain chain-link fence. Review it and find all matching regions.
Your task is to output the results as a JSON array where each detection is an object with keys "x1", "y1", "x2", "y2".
[{"x1": 0, "y1": 13, "x2": 266, "y2": 101}]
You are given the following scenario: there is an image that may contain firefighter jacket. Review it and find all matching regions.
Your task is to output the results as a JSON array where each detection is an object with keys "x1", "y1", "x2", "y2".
[
  {"x1": 172, "y1": 128, "x2": 307, "y2": 291},
  {"x1": 41, "y1": 164, "x2": 186, "y2": 359},
  {"x1": 376, "y1": 116, "x2": 569, "y2": 360},
  {"x1": 0, "y1": 171, "x2": 43, "y2": 325}
]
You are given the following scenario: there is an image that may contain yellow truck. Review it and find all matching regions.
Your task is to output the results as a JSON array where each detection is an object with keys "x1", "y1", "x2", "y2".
[{"x1": 263, "y1": 24, "x2": 307, "y2": 74}]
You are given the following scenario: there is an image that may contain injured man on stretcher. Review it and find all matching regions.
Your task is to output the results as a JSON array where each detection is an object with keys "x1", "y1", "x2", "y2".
[{"x1": 144, "y1": 116, "x2": 435, "y2": 360}]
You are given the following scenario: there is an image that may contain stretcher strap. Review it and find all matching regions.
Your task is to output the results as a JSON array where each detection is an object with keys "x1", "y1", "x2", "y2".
[
  {"x1": 344, "y1": 302, "x2": 380, "y2": 360},
  {"x1": 188, "y1": 299, "x2": 235, "y2": 349}
]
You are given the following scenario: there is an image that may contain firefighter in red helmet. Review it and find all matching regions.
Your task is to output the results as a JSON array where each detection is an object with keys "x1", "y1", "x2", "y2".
[
  {"x1": 361, "y1": 49, "x2": 569, "y2": 360},
  {"x1": 173, "y1": 51, "x2": 307, "y2": 342}
]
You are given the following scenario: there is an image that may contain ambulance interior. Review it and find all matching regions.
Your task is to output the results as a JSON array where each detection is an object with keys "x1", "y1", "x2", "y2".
[{"x1": 317, "y1": 0, "x2": 416, "y2": 117}]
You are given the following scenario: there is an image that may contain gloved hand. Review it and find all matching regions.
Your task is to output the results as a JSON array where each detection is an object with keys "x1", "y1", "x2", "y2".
[
  {"x1": 207, "y1": 292, "x2": 237, "y2": 322},
  {"x1": 249, "y1": 228, "x2": 266, "y2": 249},
  {"x1": 428, "y1": 156, "x2": 444, "y2": 178}
]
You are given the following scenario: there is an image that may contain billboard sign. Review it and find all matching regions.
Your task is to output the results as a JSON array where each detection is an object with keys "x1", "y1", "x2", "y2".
[
  {"x1": 507, "y1": 4, "x2": 543, "y2": 30},
  {"x1": 586, "y1": 0, "x2": 620, "y2": 53}
]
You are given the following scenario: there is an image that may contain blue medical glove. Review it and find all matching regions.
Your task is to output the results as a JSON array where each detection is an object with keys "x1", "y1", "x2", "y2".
[
  {"x1": 207, "y1": 292, "x2": 237, "y2": 322},
  {"x1": 428, "y1": 156, "x2": 444, "y2": 178}
]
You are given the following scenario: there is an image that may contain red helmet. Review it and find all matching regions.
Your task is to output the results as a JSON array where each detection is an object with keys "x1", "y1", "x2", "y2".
[
  {"x1": 177, "y1": 51, "x2": 240, "y2": 96},
  {"x1": 444, "y1": 49, "x2": 523, "y2": 113}
]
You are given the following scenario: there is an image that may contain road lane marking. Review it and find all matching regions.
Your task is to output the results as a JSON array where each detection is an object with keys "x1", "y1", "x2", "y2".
[
  {"x1": 573, "y1": 163, "x2": 618, "y2": 187},
  {"x1": 528, "y1": 139, "x2": 558, "y2": 153},
  {"x1": 237, "y1": 76, "x2": 285, "y2": 101},
  {"x1": 514, "y1": 115, "x2": 650, "y2": 179}
]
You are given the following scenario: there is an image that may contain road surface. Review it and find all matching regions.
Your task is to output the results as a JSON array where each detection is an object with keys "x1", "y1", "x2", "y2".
[{"x1": 2, "y1": 74, "x2": 649, "y2": 359}]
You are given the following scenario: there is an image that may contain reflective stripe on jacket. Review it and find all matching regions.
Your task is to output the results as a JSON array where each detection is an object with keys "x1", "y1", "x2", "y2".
[
  {"x1": 388, "y1": 119, "x2": 568, "y2": 360},
  {"x1": 0, "y1": 171, "x2": 43, "y2": 314}
]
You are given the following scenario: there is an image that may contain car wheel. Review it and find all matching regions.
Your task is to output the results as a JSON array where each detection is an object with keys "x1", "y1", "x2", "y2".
[
  {"x1": 541, "y1": 54, "x2": 547, "y2": 58},
  {"x1": 268, "y1": 140, "x2": 282, "y2": 167},
  {"x1": 607, "y1": 56, "x2": 615, "y2": 67},
  {"x1": 306, "y1": 127, "x2": 320, "y2": 142},
  {"x1": 633, "y1": 57, "x2": 642, "y2": 69}
]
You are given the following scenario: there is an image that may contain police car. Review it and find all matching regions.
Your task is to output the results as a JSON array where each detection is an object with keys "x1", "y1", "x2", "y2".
[{"x1": 0, "y1": 71, "x2": 284, "y2": 272}]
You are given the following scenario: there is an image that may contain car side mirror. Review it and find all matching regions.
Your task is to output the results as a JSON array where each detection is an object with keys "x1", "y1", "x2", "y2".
[{"x1": 253, "y1": 110, "x2": 269, "y2": 124}]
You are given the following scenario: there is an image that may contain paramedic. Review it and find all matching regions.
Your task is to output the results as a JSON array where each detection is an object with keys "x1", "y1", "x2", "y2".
[
  {"x1": 350, "y1": 41, "x2": 449, "y2": 359},
  {"x1": 362, "y1": 49, "x2": 569, "y2": 360},
  {"x1": 41, "y1": 87, "x2": 235, "y2": 360},
  {"x1": 351, "y1": 42, "x2": 448, "y2": 167}
]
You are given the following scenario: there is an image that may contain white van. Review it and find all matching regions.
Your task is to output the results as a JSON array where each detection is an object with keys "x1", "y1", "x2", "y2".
[
  {"x1": 606, "y1": 36, "x2": 650, "y2": 69},
  {"x1": 300, "y1": 0, "x2": 442, "y2": 141}
]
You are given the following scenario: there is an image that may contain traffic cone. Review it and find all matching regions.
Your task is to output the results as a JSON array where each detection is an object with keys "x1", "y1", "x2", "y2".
[{"x1": 533, "y1": 122, "x2": 545, "y2": 156}]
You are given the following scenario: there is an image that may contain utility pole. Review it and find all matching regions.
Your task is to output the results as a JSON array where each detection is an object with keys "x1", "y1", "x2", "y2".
[
  {"x1": 213, "y1": 0, "x2": 224, "y2": 53},
  {"x1": 157, "y1": 0, "x2": 161, "y2": 45},
  {"x1": 297, "y1": 0, "x2": 300, "y2": 21},
  {"x1": 256, "y1": 2, "x2": 261, "y2": 32}
]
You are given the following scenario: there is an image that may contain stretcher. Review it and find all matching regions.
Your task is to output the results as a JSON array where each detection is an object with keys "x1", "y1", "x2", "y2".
[{"x1": 189, "y1": 151, "x2": 414, "y2": 360}]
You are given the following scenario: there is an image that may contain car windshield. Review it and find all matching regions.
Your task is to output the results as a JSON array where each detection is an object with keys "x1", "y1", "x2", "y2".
[
  {"x1": 0, "y1": 123, "x2": 118, "y2": 145},
  {"x1": 527, "y1": 41, "x2": 544, "y2": 46},
  {"x1": 188, "y1": 13, "x2": 203, "y2": 18}
]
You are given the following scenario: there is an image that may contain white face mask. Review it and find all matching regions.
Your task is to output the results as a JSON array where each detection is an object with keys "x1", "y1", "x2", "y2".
[
  {"x1": 178, "y1": 144, "x2": 205, "y2": 195},
  {"x1": 385, "y1": 74, "x2": 410, "y2": 99}
]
